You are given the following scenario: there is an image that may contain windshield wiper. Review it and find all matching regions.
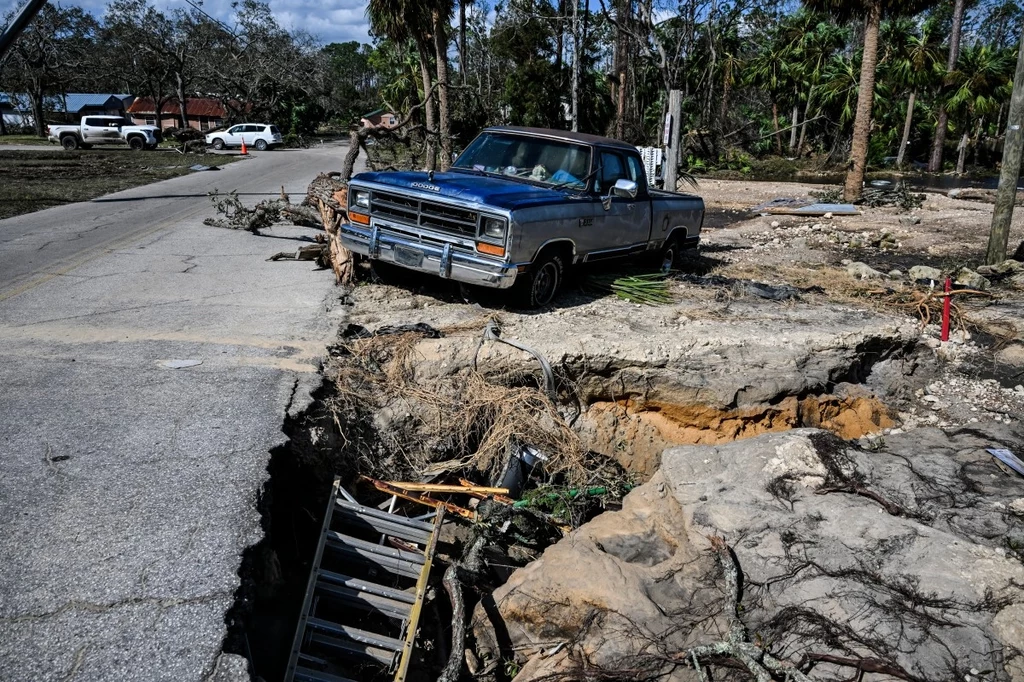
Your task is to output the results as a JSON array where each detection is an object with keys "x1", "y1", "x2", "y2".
[
  {"x1": 450, "y1": 166, "x2": 491, "y2": 177},
  {"x1": 551, "y1": 166, "x2": 600, "y2": 192}
]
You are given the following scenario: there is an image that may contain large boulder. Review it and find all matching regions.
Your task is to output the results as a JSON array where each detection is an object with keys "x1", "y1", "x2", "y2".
[{"x1": 472, "y1": 423, "x2": 1024, "y2": 681}]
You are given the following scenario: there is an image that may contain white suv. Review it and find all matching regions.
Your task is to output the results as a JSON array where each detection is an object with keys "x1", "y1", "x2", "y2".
[{"x1": 205, "y1": 123, "x2": 283, "y2": 151}]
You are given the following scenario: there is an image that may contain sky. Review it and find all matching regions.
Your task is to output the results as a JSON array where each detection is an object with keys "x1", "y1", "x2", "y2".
[{"x1": 0, "y1": 0, "x2": 375, "y2": 44}]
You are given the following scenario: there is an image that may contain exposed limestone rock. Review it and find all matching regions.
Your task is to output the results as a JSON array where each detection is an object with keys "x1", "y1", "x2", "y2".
[
  {"x1": 957, "y1": 267, "x2": 991, "y2": 291},
  {"x1": 909, "y1": 265, "x2": 943, "y2": 281},
  {"x1": 996, "y1": 343, "x2": 1024, "y2": 368},
  {"x1": 473, "y1": 423, "x2": 1024, "y2": 682},
  {"x1": 846, "y1": 261, "x2": 885, "y2": 279}
]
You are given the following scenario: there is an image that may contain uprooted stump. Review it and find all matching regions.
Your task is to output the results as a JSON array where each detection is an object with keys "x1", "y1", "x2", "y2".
[{"x1": 304, "y1": 172, "x2": 355, "y2": 285}]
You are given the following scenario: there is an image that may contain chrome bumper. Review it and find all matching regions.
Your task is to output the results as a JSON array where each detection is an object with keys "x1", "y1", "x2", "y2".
[{"x1": 341, "y1": 222, "x2": 518, "y2": 289}]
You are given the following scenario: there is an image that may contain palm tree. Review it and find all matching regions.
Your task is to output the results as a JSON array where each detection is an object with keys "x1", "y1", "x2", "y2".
[
  {"x1": 804, "y1": 0, "x2": 938, "y2": 200},
  {"x1": 794, "y1": 18, "x2": 848, "y2": 154},
  {"x1": 367, "y1": 0, "x2": 438, "y2": 169},
  {"x1": 945, "y1": 43, "x2": 1014, "y2": 173},
  {"x1": 745, "y1": 28, "x2": 793, "y2": 155},
  {"x1": 928, "y1": 0, "x2": 967, "y2": 172},
  {"x1": 818, "y1": 54, "x2": 860, "y2": 127},
  {"x1": 428, "y1": 0, "x2": 455, "y2": 168},
  {"x1": 880, "y1": 17, "x2": 941, "y2": 167}
]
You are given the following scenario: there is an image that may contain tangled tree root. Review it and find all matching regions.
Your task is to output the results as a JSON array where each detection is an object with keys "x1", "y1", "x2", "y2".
[
  {"x1": 325, "y1": 322, "x2": 591, "y2": 487},
  {"x1": 880, "y1": 287, "x2": 991, "y2": 332}
]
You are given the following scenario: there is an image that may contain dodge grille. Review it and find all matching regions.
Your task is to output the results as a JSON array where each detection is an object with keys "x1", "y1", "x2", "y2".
[{"x1": 370, "y1": 190, "x2": 478, "y2": 237}]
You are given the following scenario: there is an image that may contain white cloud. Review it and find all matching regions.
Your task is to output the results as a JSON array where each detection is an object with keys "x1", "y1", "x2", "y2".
[{"x1": 0, "y1": 0, "x2": 373, "y2": 45}]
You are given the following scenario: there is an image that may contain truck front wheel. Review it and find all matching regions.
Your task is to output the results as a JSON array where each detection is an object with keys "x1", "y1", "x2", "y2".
[
  {"x1": 61, "y1": 135, "x2": 79, "y2": 151},
  {"x1": 128, "y1": 136, "x2": 145, "y2": 151},
  {"x1": 513, "y1": 252, "x2": 565, "y2": 308}
]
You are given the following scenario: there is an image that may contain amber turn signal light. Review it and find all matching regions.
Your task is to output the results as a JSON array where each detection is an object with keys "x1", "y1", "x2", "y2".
[
  {"x1": 476, "y1": 242, "x2": 505, "y2": 257},
  {"x1": 349, "y1": 211, "x2": 371, "y2": 225}
]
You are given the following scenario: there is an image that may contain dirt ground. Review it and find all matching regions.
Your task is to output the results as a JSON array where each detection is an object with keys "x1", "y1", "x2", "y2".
[
  {"x1": 336, "y1": 178, "x2": 1024, "y2": 458},
  {"x1": 0, "y1": 149, "x2": 241, "y2": 220}
]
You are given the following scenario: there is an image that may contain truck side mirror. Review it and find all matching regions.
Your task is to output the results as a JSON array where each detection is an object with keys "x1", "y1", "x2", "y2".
[
  {"x1": 603, "y1": 178, "x2": 638, "y2": 210},
  {"x1": 613, "y1": 178, "x2": 638, "y2": 199}
]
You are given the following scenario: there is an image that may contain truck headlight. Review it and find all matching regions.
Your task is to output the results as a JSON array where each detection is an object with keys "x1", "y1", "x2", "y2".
[
  {"x1": 353, "y1": 190, "x2": 370, "y2": 209},
  {"x1": 482, "y1": 217, "x2": 507, "y2": 241}
]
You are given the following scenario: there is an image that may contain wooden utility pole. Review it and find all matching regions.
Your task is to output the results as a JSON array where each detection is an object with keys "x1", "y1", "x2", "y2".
[
  {"x1": 664, "y1": 90, "x2": 682, "y2": 191},
  {"x1": 986, "y1": 32, "x2": 1024, "y2": 265},
  {"x1": 570, "y1": 0, "x2": 580, "y2": 132}
]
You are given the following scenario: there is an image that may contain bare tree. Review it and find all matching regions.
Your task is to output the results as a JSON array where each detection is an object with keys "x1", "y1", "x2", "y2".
[{"x1": 1, "y1": 4, "x2": 98, "y2": 136}]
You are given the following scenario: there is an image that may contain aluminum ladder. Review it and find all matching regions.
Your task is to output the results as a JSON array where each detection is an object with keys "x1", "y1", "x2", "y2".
[{"x1": 284, "y1": 478, "x2": 444, "y2": 682}]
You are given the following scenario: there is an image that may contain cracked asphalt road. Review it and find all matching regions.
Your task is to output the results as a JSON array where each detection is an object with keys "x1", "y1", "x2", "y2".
[{"x1": 0, "y1": 143, "x2": 361, "y2": 681}]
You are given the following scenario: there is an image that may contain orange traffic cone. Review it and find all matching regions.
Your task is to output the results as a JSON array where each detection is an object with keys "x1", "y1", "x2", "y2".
[{"x1": 240, "y1": 136, "x2": 248, "y2": 155}]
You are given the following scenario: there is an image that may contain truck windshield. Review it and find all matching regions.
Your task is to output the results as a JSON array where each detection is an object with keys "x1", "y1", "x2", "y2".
[{"x1": 453, "y1": 132, "x2": 592, "y2": 189}]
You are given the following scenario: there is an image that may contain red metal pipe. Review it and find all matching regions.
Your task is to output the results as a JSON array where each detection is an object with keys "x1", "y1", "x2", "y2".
[{"x1": 940, "y1": 277, "x2": 952, "y2": 342}]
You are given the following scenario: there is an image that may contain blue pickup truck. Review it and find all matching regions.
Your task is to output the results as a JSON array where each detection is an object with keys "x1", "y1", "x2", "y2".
[{"x1": 341, "y1": 126, "x2": 705, "y2": 307}]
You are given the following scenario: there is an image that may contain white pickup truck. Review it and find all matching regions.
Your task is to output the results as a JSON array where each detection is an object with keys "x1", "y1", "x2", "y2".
[{"x1": 47, "y1": 116, "x2": 162, "y2": 151}]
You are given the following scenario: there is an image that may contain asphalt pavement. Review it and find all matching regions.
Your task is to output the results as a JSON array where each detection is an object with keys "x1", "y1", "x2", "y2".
[{"x1": 0, "y1": 142, "x2": 362, "y2": 681}]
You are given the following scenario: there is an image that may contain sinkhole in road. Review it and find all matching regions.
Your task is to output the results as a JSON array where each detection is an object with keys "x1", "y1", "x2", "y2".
[{"x1": 221, "y1": 326, "x2": 907, "y2": 681}]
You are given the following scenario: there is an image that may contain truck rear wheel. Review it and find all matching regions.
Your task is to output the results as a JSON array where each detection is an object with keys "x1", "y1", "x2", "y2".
[
  {"x1": 659, "y1": 235, "x2": 682, "y2": 274},
  {"x1": 61, "y1": 135, "x2": 79, "y2": 151},
  {"x1": 512, "y1": 251, "x2": 565, "y2": 309}
]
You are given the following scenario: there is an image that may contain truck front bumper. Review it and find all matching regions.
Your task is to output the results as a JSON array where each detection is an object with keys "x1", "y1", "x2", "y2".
[{"x1": 340, "y1": 222, "x2": 518, "y2": 289}]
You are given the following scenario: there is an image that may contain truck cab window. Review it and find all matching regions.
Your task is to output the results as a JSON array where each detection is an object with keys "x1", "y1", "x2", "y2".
[
  {"x1": 595, "y1": 151, "x2": 628, "y2": 194},
  {"x1": 626, "y1": 155, "x2": 648, "y2": 195},
  {"x1": 84, "y1": 118, "x2": 104, "y2": 127}
]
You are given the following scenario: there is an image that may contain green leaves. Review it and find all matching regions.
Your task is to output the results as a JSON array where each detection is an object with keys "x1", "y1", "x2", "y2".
[{"x1": 587, "y1": 272, "x2": 677, "y2": 305}]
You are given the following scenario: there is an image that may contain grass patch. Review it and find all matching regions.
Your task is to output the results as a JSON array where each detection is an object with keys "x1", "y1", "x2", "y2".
[
  {"x1": 0, "y1": 149, "x2": 241, "y2": 220},
  {"x1": 0, "y1": 134, "x2": 51, "y2": 145}
]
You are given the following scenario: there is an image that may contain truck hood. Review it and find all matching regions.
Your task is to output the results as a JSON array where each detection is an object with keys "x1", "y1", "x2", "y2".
[{"x1": 353, "y1": 170, "x2": 580, "y2": 211}]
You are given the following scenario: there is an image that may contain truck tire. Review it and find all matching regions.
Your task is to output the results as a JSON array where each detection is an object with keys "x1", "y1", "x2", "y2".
[
  {"x1": 61, "y1": 135, "x2": 79, "y2": 151},
  {"x1": 658, "y1": 235, "x2": 683, "y2": 274},
  {"x1": 128, "y1": 136, "x2": 145, "y2": 151},
  {"x1": 211, "y1": 138, "x2": 225, "y2": 150},
  {"x1": 254, "y1": 138, "x2": 268, "y2": 151},
  {"x1": 513, "y1": 251, "x2": 565, "y2": 308}
]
